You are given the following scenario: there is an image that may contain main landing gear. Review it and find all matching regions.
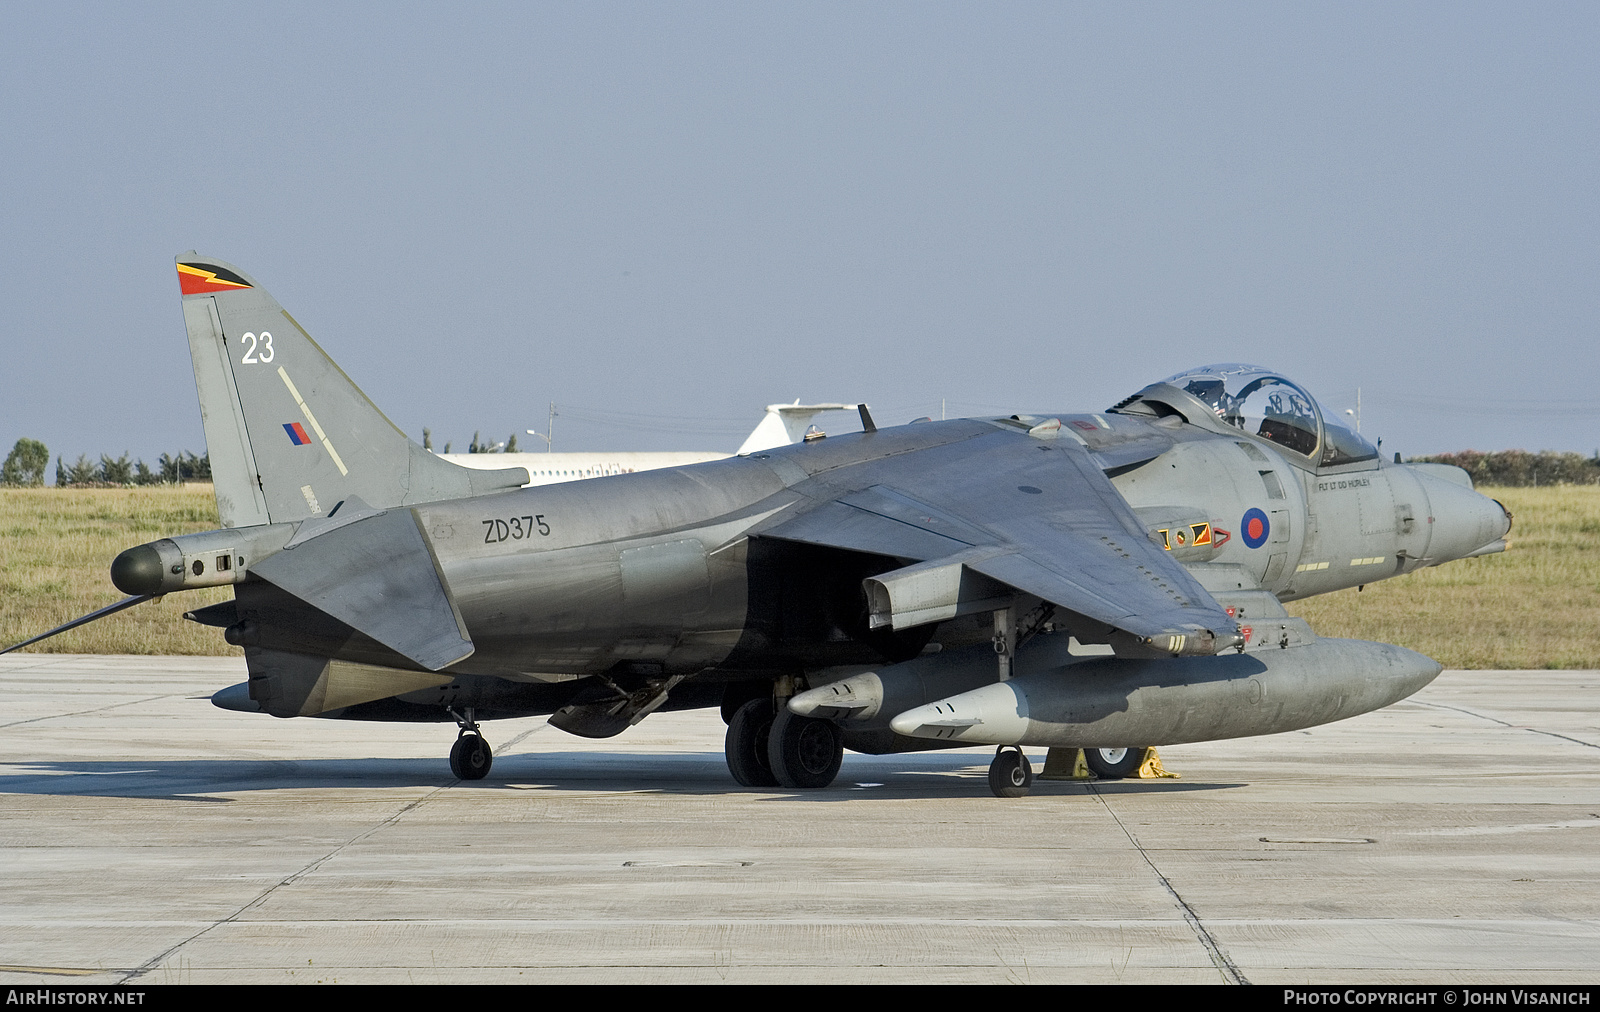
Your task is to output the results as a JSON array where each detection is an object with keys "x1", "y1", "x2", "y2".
[
  {"x1": 725, "y1": 697, "x2": 844, "y2": 789},
  {"x1": 725, "y1": 698, "x2": 778, "y2": 787},
  {"x1": 448, "y1": 707, "x2": 493, "y2": 780}
]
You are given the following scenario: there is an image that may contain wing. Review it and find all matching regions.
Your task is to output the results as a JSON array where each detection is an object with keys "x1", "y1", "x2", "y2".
[{"x1": 754, "y1": 423, "x2": 1240, "y2": 655}]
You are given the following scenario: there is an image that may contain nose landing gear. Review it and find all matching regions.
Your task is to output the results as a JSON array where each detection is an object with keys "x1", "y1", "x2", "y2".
[{"x1": 1084, "y1": 746, "x2": 1150, "y2": 780}]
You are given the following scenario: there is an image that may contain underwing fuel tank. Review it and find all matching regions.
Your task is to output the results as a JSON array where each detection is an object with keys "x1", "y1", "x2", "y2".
[{"x1": 883, "y1": 638, "x2": 1441, "y2": 748}]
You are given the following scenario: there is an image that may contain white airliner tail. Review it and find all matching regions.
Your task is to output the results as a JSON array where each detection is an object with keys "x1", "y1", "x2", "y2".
[
  {"x1": 444, "y1": 403, "x2": 859, "y2": 487},
  {"x1": 735, "y1": 403, "x2": 857, "y2": 455}
]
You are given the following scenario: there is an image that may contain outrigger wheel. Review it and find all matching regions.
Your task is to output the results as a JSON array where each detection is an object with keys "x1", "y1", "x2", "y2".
[
  {"x1": 451, "y1": 730, "x2": 492, "y2": 778},
  {"x1": 450, "y1": 732, "x2": 493, "y2": 780},
  {"x1": 988, "y1": 745, "x2": 1033, "y2": 798},
  {"x1": 447, "y1": 707, "x2": 493, "y2": 780}
]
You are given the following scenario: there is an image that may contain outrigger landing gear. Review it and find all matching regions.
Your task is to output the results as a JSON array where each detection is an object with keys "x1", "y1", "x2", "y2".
[
  {"x1": 447, "y1": 707, "x2": 493, "y2": 780},
  {"x1": 988, "y1": 745, "x2": 1033, "y2": 798}
]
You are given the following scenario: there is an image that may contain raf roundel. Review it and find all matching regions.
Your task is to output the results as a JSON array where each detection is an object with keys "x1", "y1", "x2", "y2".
[{"x1": 1241, "y1": 508, "x2": 1270, "y2": 549}]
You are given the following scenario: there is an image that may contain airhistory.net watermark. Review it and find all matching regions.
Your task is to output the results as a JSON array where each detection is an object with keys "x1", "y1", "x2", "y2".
[{"x1": 5, "y1": 993, "x2": 144, "y2": 1006}]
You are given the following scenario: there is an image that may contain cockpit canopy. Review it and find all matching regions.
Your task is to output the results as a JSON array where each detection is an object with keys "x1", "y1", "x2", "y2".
[{"x1": 1113, "y1": 363, "x2": 1378, "y2": 468}]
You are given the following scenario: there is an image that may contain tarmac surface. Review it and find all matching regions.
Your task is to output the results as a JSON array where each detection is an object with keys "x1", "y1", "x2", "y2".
[{"x1": 1, "y1": 654, "x2": 1596, "y2": 985}]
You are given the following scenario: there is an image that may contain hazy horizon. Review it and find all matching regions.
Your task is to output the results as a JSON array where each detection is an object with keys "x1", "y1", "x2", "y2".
[{"x1": 5, "y1": 4, "x2": 1597, "y2": 472}]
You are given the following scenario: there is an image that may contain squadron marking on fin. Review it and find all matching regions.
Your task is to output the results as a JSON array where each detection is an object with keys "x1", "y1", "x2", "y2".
[{"x1": 177, "y1": 262, "x2": 252, "y2": 294}]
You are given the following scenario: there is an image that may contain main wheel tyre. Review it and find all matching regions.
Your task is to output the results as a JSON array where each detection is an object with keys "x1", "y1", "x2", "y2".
[
  {"x1": 1085, "y1": 746, "x2": 1149, "y2": 779},
  {"x1": 726, "y1": 698, "x2": 780, "y2": 787},
  {"x1": 450, "y1": 734, "x2": 493, "y2": 780},
  {"x1": 720, "y1": 682, "x2": 771, "y2": 725},
  {"x1": 988, "y1": 748, "x2": 1033, "y2": 798},
  {"x1": 767, "y1": 709, "x2": 843, "y2": 789}
]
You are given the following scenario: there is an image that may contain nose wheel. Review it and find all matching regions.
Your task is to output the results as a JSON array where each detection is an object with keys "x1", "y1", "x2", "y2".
[
  {"x1": 447, "y1": 707, "x2": 493, "y2": 781},
  {"x1": 1084, "y1": 747, "x2": 1149, "y2": 779},
  {"x1": 988, "y1": 746, "x2": 1033, "y2": 798}
]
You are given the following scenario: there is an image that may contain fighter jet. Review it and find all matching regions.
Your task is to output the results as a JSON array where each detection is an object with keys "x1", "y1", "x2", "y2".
[{"x1": 7, "y1": 255, "x2": 1513, "y2": 797}]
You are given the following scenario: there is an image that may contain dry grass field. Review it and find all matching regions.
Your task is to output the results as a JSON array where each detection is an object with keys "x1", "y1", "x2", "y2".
[
  {"x1": 2, "y1": 483, "x2": 1596, "y2": 667},
  {"x1": 0, "y1": 485, "x2": 236, "y2": 656},
  {"x1": 1287, "y1": 485, "x2": 1600, "y2": 669}
]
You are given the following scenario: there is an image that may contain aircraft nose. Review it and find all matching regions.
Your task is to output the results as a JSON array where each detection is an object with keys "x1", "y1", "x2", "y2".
[
  {"x1": 1492, "y1": 499, "x2": 1514, "y2": 540},
  {"x1": 1417, "y1": 473, "x2": 1513, "y2": 563}
]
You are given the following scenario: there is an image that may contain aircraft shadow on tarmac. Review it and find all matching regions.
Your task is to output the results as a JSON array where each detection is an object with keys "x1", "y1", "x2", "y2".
[{"x1": 0, "y1": 752, "x2": 1246, "y2": 802}]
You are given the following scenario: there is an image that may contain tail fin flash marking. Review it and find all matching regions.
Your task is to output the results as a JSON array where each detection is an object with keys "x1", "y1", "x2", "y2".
[
  {"x1": 177, "y1": 262, "x2": 252, "y2": 295},
  {"x1": 179, "y1": 253, "x2": 529, "y2": 525},
  {"x1": 276, "y1": 366, "x2": 349, "y2": 476}
]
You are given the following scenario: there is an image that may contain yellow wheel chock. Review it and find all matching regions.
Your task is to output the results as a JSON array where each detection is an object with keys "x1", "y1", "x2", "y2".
[{"x1": 1038, "y1": 747, "x2": 1180, "y2": 781}]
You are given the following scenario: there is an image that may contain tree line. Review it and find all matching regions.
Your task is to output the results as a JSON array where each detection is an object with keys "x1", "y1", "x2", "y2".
[
  {"x1": 1406, "y1": 450, "x2": 1600, "y2": 487},
  {"x1": 6, "y1": 435, "x2": 1597, "y2": 489},
  {"x1": 421, "y1": 428, "x2": 520, "y2": 454},
  {"x1": 2, "y1": 438, "x2": 211, "y2": 487}
]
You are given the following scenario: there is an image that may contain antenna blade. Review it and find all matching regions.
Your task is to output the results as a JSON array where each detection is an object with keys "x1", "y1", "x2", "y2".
[{"x1": 1, "y1": 595, "x2": 157, "y2": 655}]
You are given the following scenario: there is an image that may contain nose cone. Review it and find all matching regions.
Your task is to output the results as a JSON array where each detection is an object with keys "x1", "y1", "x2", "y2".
[
  {"x1": 1492, "y1": 499, "x2": 1513, "y2": 540},
  {"x1": 1414, "y1": 470, "x2": 1514, "y2": 564}
]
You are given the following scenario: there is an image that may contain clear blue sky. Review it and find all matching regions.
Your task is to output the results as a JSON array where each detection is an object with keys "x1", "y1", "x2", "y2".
[{"x1": 3, "y1": 3, "x2": 1597, "y2": 470}]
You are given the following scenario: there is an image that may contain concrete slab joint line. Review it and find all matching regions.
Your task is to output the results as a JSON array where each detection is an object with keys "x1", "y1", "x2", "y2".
[
  {"x1": 1414, "y1": 700, "x2": 1600, "y2": 750},
  {"x1": 4, "y1": 660, "x2": 1600, "y2": 983},
  {"x1": 1090, "y1": 783, "x2": 1250, "y2": 985},
  {"x1": 0, "y1": 693, "x2": 176, "y2": 731},
  {"x1": 118, "y1": 787, "x2": 448, "y2": 983}
]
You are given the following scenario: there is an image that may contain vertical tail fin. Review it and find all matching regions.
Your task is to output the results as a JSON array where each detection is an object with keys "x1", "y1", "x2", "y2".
[
  {"x1": 735, "y1": 403, "x2": 857, "y2": 455},
  {"x1": 177, "y1": 254, "x2": 526, "y2": 527}
]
